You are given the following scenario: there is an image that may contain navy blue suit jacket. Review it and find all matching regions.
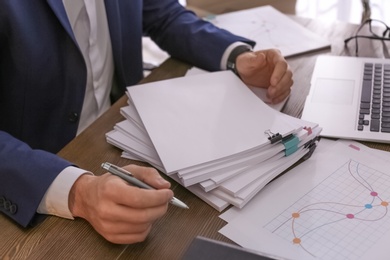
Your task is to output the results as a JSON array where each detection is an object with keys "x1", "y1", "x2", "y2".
[{"x1": 0, "y1": 0, "x2": 254, "y2": 227}]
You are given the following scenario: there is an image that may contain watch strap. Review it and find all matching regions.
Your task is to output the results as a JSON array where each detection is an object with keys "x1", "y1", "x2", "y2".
[{"x1": 226, "y1": 45, "x2": 252, "y2": 75}]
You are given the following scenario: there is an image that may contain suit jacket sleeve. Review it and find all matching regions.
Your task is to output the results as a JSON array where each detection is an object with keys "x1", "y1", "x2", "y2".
[
  {"x1": 142, "y1": 0, "x2": 256, "y2": 71},
  {"x1": 0, "y1": 131, "x2": 72, "y2": 227}
]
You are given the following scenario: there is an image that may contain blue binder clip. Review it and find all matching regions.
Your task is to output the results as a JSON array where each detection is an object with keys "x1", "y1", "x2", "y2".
[
  {"x1": 282, "y1": 135, "x2": 299, "y2": 156},
  {"x1": 264, "y1": 129, "x2": 282, "y2": 144}
]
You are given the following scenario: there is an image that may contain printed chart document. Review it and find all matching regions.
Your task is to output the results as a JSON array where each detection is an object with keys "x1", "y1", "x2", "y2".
[
  {"x1": 205, "y1": 5, "x2": 330, "y2": 57},
  {"x1": 219, "y1": 139, "x2": 390, "y2": 260},
  {"x1": 106, "y1": 70, "x2": 321, "y2": 211}
]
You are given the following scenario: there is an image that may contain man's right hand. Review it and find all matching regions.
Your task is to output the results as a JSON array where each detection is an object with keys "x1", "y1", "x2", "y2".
[{"x1": 68, "y1": 164, "x2": 173, "y2": 244}]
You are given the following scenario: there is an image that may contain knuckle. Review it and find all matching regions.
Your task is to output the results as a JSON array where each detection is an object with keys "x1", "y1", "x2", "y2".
[
  {"x1": 96, "y1": 203, "x2": 112, "y2": 219},
  {"x1": 147, "y1": 167, "x2": 159, "y2": 178}
]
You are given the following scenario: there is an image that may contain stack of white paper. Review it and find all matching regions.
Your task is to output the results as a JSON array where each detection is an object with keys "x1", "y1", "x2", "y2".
[{"x1": 106, "y1": 71, "x2": 321, "y2": 211}]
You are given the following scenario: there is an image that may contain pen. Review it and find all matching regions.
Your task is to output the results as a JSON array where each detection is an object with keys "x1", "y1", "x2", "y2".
[{"x1": 101, "y1": 162, "x2": 189, "y2": 209}]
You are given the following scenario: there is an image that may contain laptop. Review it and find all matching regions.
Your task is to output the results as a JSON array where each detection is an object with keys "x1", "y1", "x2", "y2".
[{"x1": 301, "y1": 55, "x2": 390, "y2": 143}]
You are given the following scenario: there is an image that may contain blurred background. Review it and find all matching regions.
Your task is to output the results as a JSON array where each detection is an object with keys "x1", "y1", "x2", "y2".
[
  {"x1": 143, "y1": 0, "x2": 389, "y2": 74},
  {"x1": 185, "y1": 0, "x2": 388, "y2": 24}
]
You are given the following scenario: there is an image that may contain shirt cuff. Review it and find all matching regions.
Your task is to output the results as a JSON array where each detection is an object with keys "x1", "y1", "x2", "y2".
[
  {"x1": 220, "y1": 42, "x2": 253, "y2": 70},
  {"x1": 37, "y1": 166, "x2": 92, "y2": 219}
]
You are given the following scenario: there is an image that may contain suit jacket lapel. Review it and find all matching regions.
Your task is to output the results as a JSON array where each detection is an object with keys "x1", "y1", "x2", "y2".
[
  {"x1": 104, "y1": 0, "x2": 122, "y2": 67},
  {"x1": 45, "y1": 0, "x2": 144, "y2": 90},
  {"x1": 104, "y1": 0, "x2": 144, "y2": 88},
  {"x1": 46, "y1": 0, "x2": 78, "y2": 44}
]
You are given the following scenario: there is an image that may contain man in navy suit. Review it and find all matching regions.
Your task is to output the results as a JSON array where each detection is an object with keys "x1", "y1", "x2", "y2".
[{"x1": 0, "y1": 0, "x2": 293, "y2": 244}]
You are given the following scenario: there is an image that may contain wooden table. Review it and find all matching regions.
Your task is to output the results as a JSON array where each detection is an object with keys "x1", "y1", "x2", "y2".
[{"x1": 1, "y1": 16, "x2": 390, "y2": 260}]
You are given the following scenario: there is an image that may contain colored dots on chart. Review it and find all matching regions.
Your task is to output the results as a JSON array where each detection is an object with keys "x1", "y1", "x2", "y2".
[
  {"x1": 292, "y1": 212, "x2": 300, "y2": 218},
  {"x1": 293, "y1": 237, "x2": 301, "y2": 244},
  {"x1": 268, "y1": 160, "x2": 390, "y2": 259}
]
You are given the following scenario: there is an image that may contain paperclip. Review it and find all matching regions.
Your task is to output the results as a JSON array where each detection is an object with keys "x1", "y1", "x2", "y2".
[
  {"x1": 303, "y1": 141, "x2": 318, "y2": 160},
  {"x1": 304, "y1": 136, "x2": 320, "y2": 148},
  {"x1": 264, "y1": 129, "x2": 282, "y2": 144}
]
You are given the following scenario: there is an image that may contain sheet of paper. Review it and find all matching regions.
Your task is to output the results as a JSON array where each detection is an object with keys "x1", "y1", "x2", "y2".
[
  {"x1": 219, "y1": 140, "x2": 390, "y2": 260},
  {"x1": 120, "y1": 105, "x2": 144, "y2": 131},
  {"x1": 106, "y1": 130, "x2": 163, "y2": 169},
  {"x1": 114, "y1": 120, "x2": 153, "y2": 149},
  {"x1": 205, "y1": 5, "x2": 330, "y2": 58},
  {"x1": 169, "y1": 175, "x2": 230, "y2": 212},
  {"x1": 211, "y1": 146, "x2": 310, "y2": 208},
  {"x1": 186, "y1": 67, "x2": 287, "y2": 112},
  {"x1": 178, "y1": 143, "x2": 285, "y2": 187}
]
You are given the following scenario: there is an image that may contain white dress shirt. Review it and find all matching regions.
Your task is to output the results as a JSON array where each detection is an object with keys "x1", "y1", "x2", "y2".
[{"x1": 37, "y1": 0, "x2": 249, "y2": 219}]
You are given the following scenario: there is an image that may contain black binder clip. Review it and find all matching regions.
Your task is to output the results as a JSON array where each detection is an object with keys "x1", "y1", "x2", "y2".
[
  {"x1": 302, "y1": 136, "x2": 320, "y2": 160},
  {"x1": 264, "y1": 129, "x2": 282, "y2": 144}
]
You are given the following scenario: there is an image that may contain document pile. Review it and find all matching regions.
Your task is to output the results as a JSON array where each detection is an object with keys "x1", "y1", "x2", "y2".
[{"x1": 105, "y1": 71, "x2": 321, "y2": 211}]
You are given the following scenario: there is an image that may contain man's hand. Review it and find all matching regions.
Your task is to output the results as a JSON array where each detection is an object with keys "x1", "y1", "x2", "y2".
[
  {"x1": 235, "y1": 49, "x2": 293, "y2": 104},
  {"x1": 68, "y1": 164, "x2": 173, "y2": 244}
]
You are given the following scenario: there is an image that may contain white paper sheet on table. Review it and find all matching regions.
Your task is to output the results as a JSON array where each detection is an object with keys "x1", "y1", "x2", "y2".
[
  {"x1": 204, "y1": 5, "x2": 330, "y2": 58},
  {"x1": 219, "y1": 139, "x2": 390, "y2": 260}
]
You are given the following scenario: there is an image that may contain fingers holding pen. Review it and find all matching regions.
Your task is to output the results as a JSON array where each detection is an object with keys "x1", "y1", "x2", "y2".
[
  {"x1": 69, "y1": 169, "x2": 173, "y2": 244},
  {"x1": 91, "y1": 190, "x2": 168, "y2": 244},
  {"x1": 123, "y1": 164, "x2": 171, "y2": 189}
]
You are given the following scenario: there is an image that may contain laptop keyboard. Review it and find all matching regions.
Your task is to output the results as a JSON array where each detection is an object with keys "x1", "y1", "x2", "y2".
[{"x1": 358, "y1": 62, "x2": 390, "y2": 133}]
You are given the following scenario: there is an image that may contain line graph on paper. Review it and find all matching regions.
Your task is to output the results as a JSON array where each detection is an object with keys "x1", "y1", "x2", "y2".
[
  {"x1": 205, "y1": 6, "x2": 330, "y2": 56},
  {"x1": 205, "y1": 6, "x2": 329, "y2": 58},
  {"x1": 264, "y1": 159, "x2": 390, "y2": 260},
  {"x1": 209, "y1": 13, "x2": 288, "y2": 51}
]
